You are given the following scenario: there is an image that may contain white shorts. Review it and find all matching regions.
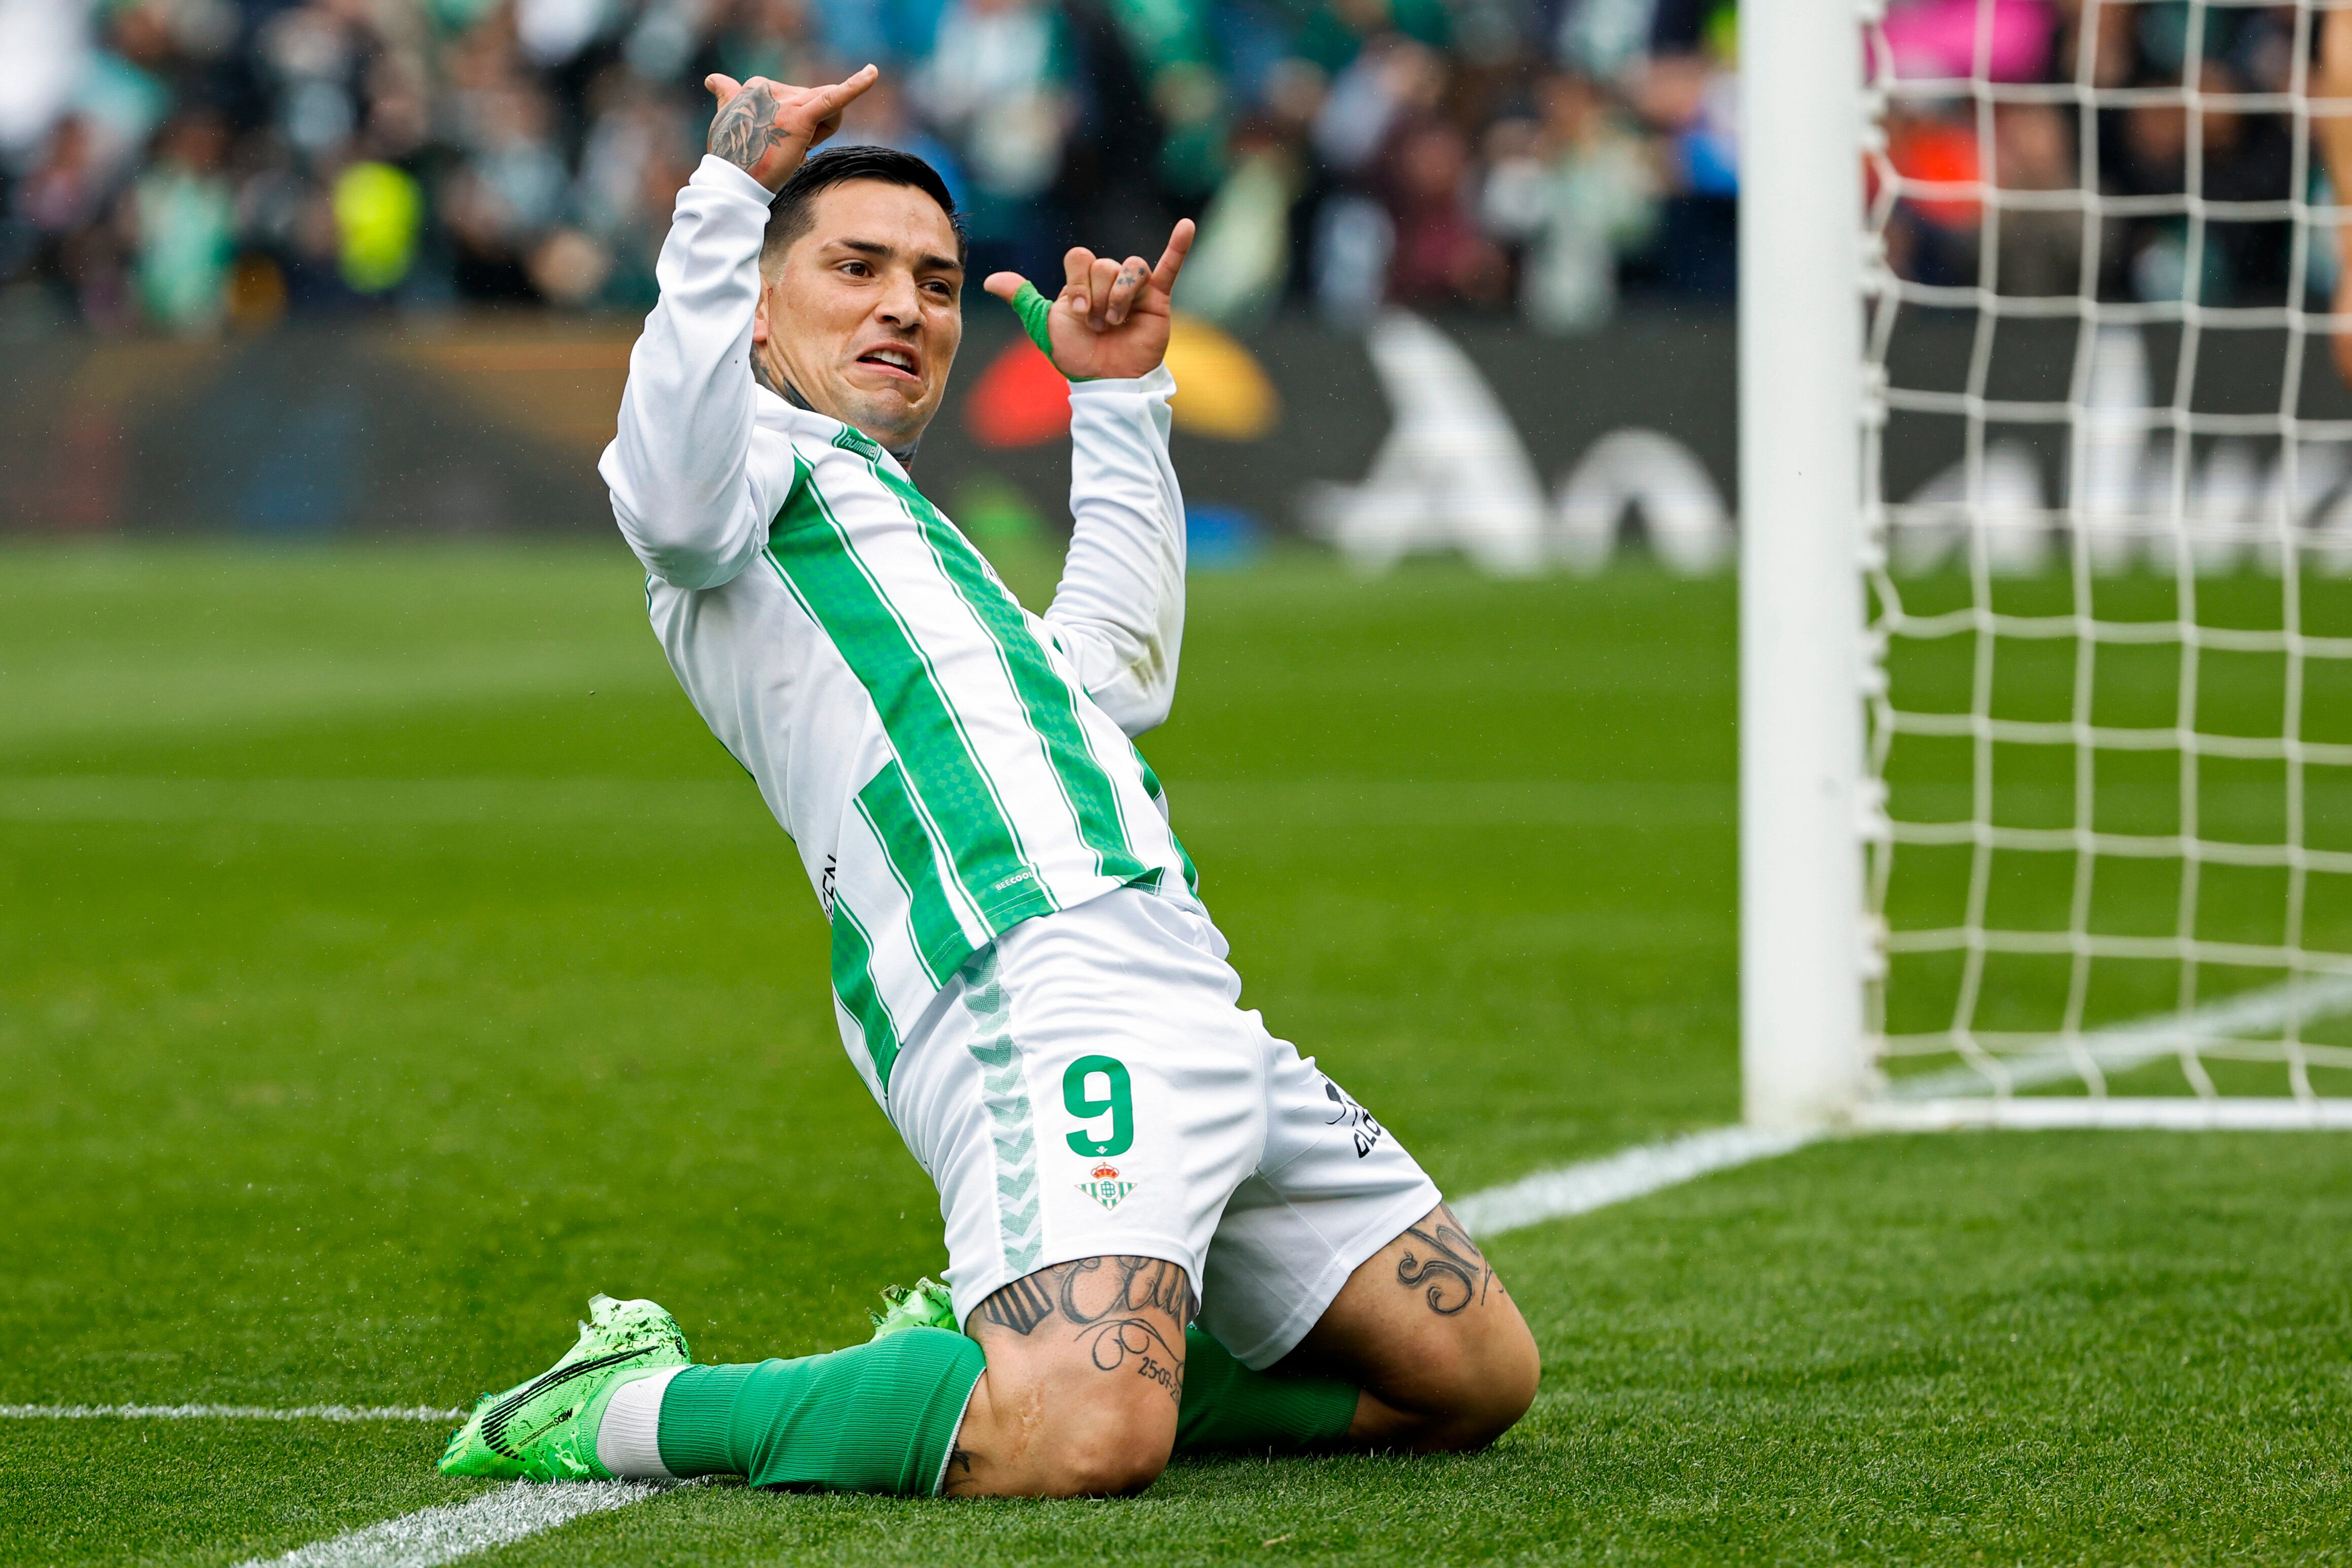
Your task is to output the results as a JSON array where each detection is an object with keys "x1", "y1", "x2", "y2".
[{"x1": 882, "y1": 888, "x2": 1442, "y2": 1370}]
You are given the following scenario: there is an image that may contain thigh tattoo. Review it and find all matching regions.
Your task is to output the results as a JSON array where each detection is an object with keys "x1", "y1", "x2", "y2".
[
  {"x1": 977, "y1": 1256, "x2": 1191, "y2": 1403},
  {"x1": 1395, "y1": 1205, "x2": 1499, "y2": 1315}
]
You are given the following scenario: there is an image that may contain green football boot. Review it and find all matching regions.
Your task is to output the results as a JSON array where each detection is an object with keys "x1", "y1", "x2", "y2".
[
  {"x1": 438, "y1": 1293, "x2": 689, "y2": 1482},
  {"x1": 869, "y1": 1277, "x2": 957, "y2": 1340}
]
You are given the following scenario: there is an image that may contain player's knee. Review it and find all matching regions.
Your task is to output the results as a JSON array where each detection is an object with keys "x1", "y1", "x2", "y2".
[
  {"x1": 1029, "y1": 1407, "x2": 1172, "y2": 1496},
  {"x1": 1413, "y1": 1314, "x2": 1541, "y2": 1451}
]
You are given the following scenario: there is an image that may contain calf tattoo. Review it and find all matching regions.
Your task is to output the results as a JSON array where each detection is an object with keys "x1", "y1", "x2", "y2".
[
  {"x1": 1396, "y1": 1206, "x2": 1498, "y2": 1316},
  {"x1": 977, "y1": 1255, "x2": 1191, "y2": 1404}
]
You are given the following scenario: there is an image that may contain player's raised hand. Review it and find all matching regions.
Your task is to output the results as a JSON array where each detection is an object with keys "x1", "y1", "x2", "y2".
[
  {"x1": 983, "y1": 219, "x2": 1196, "y2": 382},
  {"x1": 703, "y1": 65, "x2": 879, "y2": 192}
]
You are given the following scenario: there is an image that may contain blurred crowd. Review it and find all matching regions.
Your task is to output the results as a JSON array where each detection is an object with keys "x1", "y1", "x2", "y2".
[
  {"x1": 0, "y1": 0, "x2": 1741, "y2": 339},
  {"x1": 1876, "y1": 0, "x2": 2316, "y2": 307}
]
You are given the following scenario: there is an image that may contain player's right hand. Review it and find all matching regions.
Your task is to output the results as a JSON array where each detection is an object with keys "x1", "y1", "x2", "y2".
[
  {"x1": 703, "y1": 65, "x2": 879, "y2": 193},
  {"x1": 983, "y1": 219, "x2": 1196, "y2": 382}
]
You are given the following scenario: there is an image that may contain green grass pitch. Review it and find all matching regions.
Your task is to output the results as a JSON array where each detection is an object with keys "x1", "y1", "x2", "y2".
[{"x1": 5, "y1": 544, "x2": 2351, "y2": 1565}]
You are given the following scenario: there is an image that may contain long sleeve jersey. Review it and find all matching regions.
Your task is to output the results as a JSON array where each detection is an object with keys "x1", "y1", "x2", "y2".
[{"x1": 600, "y1": 156, "x2": 1201, "y2": 1109}]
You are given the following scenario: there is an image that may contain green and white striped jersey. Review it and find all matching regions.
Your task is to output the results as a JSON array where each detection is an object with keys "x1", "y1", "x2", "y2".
[{"x1": 600, "y1": 157, "x2": 1200, "y2": 1110}]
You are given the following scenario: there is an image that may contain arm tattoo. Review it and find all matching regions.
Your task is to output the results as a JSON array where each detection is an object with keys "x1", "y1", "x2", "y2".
[
  {"x1": 708, "y1": 84, "x2": 779, "y2": 172},
  {"x1": 976, "y1": 1255, "x2": 1192, "y2": 1404},
  {"x1": 1395, "y1": 1206, "x2": 1498, "y2": 1316}
]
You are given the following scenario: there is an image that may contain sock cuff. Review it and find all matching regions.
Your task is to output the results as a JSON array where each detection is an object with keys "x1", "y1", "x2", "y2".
[
  {"x1": 594, "y1": 1365, "x2": 681, "y2": 1479},
  {"x1": 931, "y1": 1370, "x2": 982, "y2": 1497},
  {"x1": 1175, "y1": 1324, "x2": 1359, "y2": 1454},
  {"x1": 656, "y1": 1362, "x2": 758, "y2": 1478},
  {"x1": 655, "y1": 1331, "x2": 986, "y2": 1493},
  {"x1": 905, "y1": 1332, "x2": 987, "y2": 1495}
]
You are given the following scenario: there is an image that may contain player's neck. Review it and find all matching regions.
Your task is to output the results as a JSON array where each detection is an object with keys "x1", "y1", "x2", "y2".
[{"x1": 753, "y1": 354, "x2": 921, "y2": 467}]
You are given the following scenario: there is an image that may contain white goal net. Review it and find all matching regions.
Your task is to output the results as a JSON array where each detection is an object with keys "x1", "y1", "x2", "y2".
[{"x1": 1852, "y1": 0, "x2": 2352, "y2": 1123}]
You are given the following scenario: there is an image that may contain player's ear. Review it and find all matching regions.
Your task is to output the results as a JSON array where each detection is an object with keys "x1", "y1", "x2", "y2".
[{"x1": 752, "y1": 278, "x2": 772, "y2": 347}]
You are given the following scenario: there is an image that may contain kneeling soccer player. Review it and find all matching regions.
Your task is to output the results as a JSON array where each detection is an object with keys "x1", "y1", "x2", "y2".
[{"x1": 439, "y1": 64, "x2": 1539, "y2": 1498}]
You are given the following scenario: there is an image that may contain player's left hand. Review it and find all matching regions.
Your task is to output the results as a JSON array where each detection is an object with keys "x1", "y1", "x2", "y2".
[{"x1": 983, "y1": 219, "x2": 1195, "y2": 381}]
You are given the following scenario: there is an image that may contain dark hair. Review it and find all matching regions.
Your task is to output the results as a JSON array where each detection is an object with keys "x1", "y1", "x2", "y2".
[{"x1": 762, "y1": 145, "x2": 967, "y2": 270}]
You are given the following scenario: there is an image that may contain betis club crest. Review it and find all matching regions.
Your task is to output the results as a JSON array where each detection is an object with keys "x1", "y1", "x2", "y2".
[{"x1": 1077, "y1": 1162, "x2": 1135, "y2": 1211}]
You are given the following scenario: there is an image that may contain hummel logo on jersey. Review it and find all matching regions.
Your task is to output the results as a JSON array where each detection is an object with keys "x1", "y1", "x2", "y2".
[
  {"x1": 1323, "y1": 1079, "x2": 1386, "y2": 1158},
  {"x1": 831, "y1": 425, "x2": 882, "y2": 460},
  {"x1": 1077, "y1": 1161, "x2": 1135, "y2": 1210}
]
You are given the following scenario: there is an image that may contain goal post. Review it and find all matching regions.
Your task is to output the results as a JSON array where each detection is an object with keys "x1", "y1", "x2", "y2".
[
  {"x1": 1739, "y1": 0, "x2": 2352, "y2": 1130},
  {"x1": 1740, "y1": 0, "x2": 1873, "y2": 1129}
]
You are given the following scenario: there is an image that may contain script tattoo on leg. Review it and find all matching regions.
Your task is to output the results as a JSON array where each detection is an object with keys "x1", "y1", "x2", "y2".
[
  {"x1": 707, "y1": 83, "x2": 779, "y2": 172},
  {"x1": 977, "y1": 1255, "x2": 1191, "y2": 1404},
  {"x1": 1395, "y1": 1206, "x2": 1498, "y2": 1316}
]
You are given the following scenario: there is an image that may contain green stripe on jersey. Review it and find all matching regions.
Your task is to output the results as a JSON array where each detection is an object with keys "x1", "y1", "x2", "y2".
[
  {"x1": 765, "y1": 459, "x2": 1056, "y2": 932},
  {"x1": 854, "y1": 761, "x2": 973, "y2": 988},
  {"x1": 863, "y1": 458, "x2": 1149, "y2": 888},
  {"x1": 1131, "y1": 744, "x2": 1200, "y2": 897},
  {"x1": 829, "y1": 893, "x2": 900, "y2": 1087}
]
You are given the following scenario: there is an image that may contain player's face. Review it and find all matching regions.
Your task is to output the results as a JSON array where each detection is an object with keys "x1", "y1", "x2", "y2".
[{"x1": 755, "y1": 180, "x2": 964, "y2": 452}]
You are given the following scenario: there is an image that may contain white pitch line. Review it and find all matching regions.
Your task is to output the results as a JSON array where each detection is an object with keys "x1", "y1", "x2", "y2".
[
  {"x1": 0, "y1": 1403, "x2": 465, "y2": 1421},
  {"x1": 235, "y1": 1479, "x2": 684, "y2": 1568},
  {"x1": 1451, "y1": 1123, "x2": 1816, "y2": 1238}
]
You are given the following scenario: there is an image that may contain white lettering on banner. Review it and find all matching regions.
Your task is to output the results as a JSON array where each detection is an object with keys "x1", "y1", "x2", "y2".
[
  {"x1": 1893, "y1": 440, "x2": 2049, "y2": 576},
  {"x1": 1556, "y1": 428, "x2": 1734, "y2": 574},
  {"x1": 1309, "y1": 313, "x2": 2352, "y2": 579},
  {"x1": 1895, "y1": 324, "x2": 2352, "y2": 577},
  {"x1": 1301, "y1": 310, "x2": 1734, "y2": 575},
  {"x1": 1301, "y1": 311, "x2": 1550, "y2": 575}
]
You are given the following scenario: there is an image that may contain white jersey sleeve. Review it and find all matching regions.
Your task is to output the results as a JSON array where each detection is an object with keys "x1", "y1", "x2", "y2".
[
  {"x1": 600, "y1": 155, "x2": 780, "y2": 591},
  {"x1": 1044, "y1": 364, "x2": 1186, "y2": 738}
]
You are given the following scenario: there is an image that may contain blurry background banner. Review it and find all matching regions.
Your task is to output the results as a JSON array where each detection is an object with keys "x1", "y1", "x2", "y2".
[
  {"x1": 17, "y1": 304, "x2": 2352, "y2": 583},
  {"x1": 0, "y1": 304, "x2": 1742, "y2": 564}
]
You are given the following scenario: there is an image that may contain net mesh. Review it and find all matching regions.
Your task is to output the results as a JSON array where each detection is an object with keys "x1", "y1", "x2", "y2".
[{"x1": 1859, "y1": 0, "x2": 2352, "y2": 1103}]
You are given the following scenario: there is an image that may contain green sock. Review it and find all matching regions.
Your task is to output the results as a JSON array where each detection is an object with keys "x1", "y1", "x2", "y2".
[
  {"x1": 656, "y1": 1327, "x2": 984, "y2": 1494},
  {"x1": 1006, "y1": 282, "x2": 1094, "y2": 381},
  {"x1": 1175, "y1": 1326, "x2": 1359, "y2": 1454}
]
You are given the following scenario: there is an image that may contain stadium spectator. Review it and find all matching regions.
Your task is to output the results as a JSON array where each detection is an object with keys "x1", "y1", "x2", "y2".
[
  {"x1": 1869, "y1": 0, "x2": 2305, "y2": 310},
  {"x1": 0, "y1": 0, "x2": 1782, "y2": 334},
  {"x1": 1481, "y1": 70, "x2": 1659, "y2": 332}
]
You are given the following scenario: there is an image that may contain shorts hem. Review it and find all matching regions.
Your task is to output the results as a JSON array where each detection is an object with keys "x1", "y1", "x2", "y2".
[
  {"x1": 948, "y1": 1230, "x2": 1206, "y2": 1333},
  {"x1": 1223, "y1": 1178, "x2": 1443, "y2": 1372}
]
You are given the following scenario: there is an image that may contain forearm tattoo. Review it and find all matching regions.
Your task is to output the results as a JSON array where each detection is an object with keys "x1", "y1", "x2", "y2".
[
  {"x1": 977, "y1": 1255, "x2": 1192, "y2": 1404},
  {"x1": 708, "y1": 84, "x2": 779, "y2": 172},
  {"x1": 1396, "y1": 1206, "x2": 1499, "y2": 1316}
]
